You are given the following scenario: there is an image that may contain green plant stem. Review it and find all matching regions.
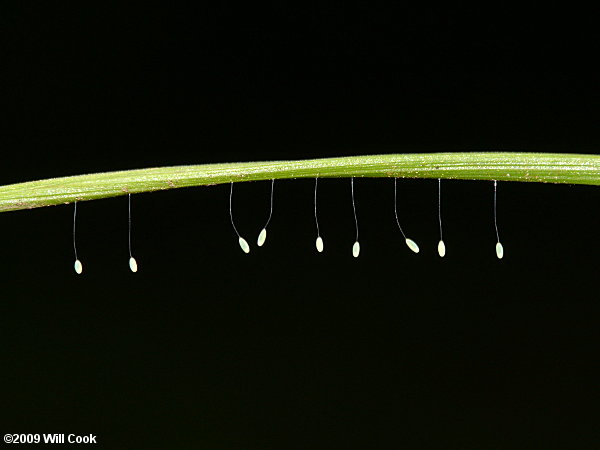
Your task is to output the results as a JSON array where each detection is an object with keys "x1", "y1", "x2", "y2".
[{"x1": 1, "y1": 152, "x2": 599, "y2": 213}]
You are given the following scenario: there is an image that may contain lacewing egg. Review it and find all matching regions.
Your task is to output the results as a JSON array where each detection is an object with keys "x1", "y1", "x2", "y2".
[
  {"x1": 257, "y1": 228, "x2": 267, "y2": 247},
  {"x1": 129, "y1": 257, "x2": 138, "y2": 273},
  {"x1": 74, "y1": 259, "x2": 83, "y2": 275},
  {"x1": 438, "y1": 240, "x2": 446, "y2": 257},
  {"x1": 316, "y1": 236, "x2": 324, "y2": 253},
  {"x1": 405, "y1": 238, "x2": 420, "y2": 254},
  {"x1": 352, "y1": 241, "x2": 360, "y2": 258},
  {"x1": 496, "y1": 242, "x2": 504, "y2": 259},
  {"x1": 239, "y1": 237, "x2": 250, "y2": 254}
]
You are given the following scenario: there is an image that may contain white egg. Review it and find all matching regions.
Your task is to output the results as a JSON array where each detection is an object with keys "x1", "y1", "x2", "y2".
[
  {"x1": 496, "y1": 242, "x2": 504, "y2": 259},
  {"x1": 316, "y1": 236, "x2": 324, "y2": 253},
  {"x1": 405, "y1": 238, "x2": 420, "y2": 254},
  {"x1": 438, "y1": 240, "x2": 446, "y2": 257},
  {"x1": 352, "y1": 241, "x2": 360, "y2": 258},
  {"x1": 257, "y1": 228, "x2": 267, "y2": 247},
  {"x1": 239, "y1": 237, "x2": 250, "y2": 254}
]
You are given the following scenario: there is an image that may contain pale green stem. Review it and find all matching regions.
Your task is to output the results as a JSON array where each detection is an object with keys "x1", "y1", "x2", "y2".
[{"x1": 1, "y1": 152, "x2": 599, "y2": 213}]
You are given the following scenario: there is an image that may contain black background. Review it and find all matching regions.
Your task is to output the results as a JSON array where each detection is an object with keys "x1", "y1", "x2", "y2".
[{"x1": 1, "y1": 4, "x2": 600, "y2": 449}]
